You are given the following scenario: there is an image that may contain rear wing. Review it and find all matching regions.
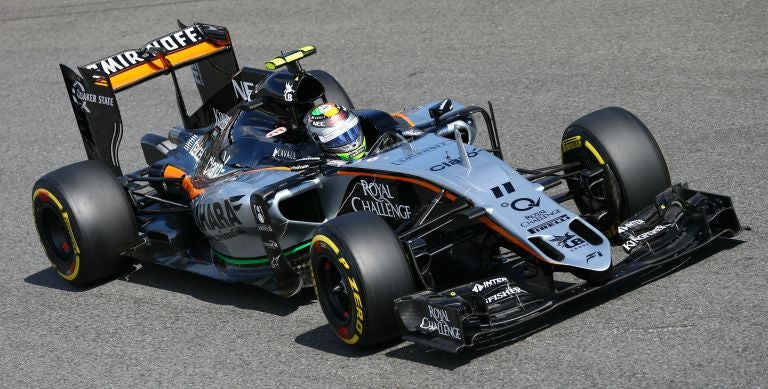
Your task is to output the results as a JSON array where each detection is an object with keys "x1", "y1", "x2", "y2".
[
  {"x1": 82, "y1": 23, "x2": 233, "y2": 92},
  {"x1": 60, "y1": 22, "x2": 250, "y2": 175}
]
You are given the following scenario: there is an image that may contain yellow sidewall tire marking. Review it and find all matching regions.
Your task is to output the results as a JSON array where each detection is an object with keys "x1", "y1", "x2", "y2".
[
  {"x1": 584, "y1": 140, "x2": 606, "y2": 165},
  {"x1": 33, "y1": 189, "x2": 80, "y2": 281},
  {"x1": 310, "y1": 233, "x2": 361, "y2": 345},
  {"x1": 311, "y1": 234, "x2": 340, "y2": 254},
  {"x1": 340, "y1": 333, "x2": 360, "y2": 345}
]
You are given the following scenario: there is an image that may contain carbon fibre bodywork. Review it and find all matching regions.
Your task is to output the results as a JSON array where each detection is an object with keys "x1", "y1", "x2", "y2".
[
  {"x1": 52, "y1": 23, "x2": 742, "y2": 352},
  {"x1": 126, "y1": 108, "x2": 616, "y2": 298},
  {"x1": 394, "y1": 184, "x2": 740, "y2": 352}
]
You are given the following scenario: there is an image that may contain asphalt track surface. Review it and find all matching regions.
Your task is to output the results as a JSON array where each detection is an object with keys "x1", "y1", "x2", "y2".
[{"x1": 1, "y1": 0, "x2": 766, "y2": 387}]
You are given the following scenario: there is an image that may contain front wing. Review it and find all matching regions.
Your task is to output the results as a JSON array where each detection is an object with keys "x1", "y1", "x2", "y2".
[{"x1": 394, "y1": 184, "x2": 741, "y2": 352}]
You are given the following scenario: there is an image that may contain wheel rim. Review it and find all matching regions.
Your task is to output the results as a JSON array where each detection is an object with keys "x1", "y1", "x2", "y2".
[
  {"x1": 564, "y1": 147, "x2": 622, "y2": 231},
  {"x1": 38, "y1": 205, "x2": 76, "y2": 275},
  {"x1": 316, "y1": 254, "x2": 351, "y2": 327}
]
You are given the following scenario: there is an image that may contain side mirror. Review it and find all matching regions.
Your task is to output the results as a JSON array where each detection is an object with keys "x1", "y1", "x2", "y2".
[{"x1": 429, "y1": 99, "x2": 453, "y2": 119}]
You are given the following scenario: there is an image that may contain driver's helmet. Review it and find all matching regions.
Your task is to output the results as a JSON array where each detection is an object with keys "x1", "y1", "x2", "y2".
[{"x1": 304, "y1": 103, "x2": 366, "y2": 161}]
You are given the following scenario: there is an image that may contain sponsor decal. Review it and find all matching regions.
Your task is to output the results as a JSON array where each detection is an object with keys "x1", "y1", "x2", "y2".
[
  {"x1": 266, "y1": 126, "x2": 287, "y2": 138},
  {"x1": 471, "y1": 277, "x2": 508, "y2": 293},
  {"x1": 349, "y1": 180, "x2": 412, "y2": 220},
  {"x1": 201, "y1": 150, "x2": 230, "y2": 177},
  {"x1": 325, "y1": 159, "x2": 347, "y2": 167},
  {"x1": 485, "y1": 286, "x2": 524, "y2": 305},
  {"x1": 70, "y1": 81, "x2": 114, "y2": 113},
  {"x1": 272, "y1": 145, "x2": 298, "y2": 160},
  {"x1": 618, "y1": 219, "x2": 645, "y2": 234},
  {"x1": 562, "y1": 135, "x2": 582, "y2": 152},
  {"x1": 183, "y1": 134, "x2": 205, "y2": 161},
  {"x1": 190, "y1": 63, "x2": 204, "y2": 86},
  {"x1": 392, "y1": 140, "x2": 451, "y2": 165},
  {"x1": 419, "y1": 305, "x2": 461, "y2": 340},
  {"x1": 84, "y1": 27, "x2": 202, "y2": 75},
  {"x1": 347, "y1": 275, "x2": 365, "y2": 338},
  {"x1": 549, "y1": 232, "x2": 587, "y2": 251},
  {"x1": 622, "y1": 224, "x2": 671, "y2": 251},
  {"x1": 401, "y1": 128, "x2": 424, "y2": 137},
  {"x1": 264, "y1": 240, "x2": 279, "y2": 250},
  {"x1": 527, "y1": 214, "x2": 571, "y2": 234},
  {"x1": 251, "y1": 195, "x2": 290, "y2": 274},
  {"x1": 520, "y1": 209, "x2": 562, "y2": 227},
  {"x1": 429, "y1": 148, "x2": 480, "y2": 171},
  {"x1": 183, "y1": 134, "x2": 200, "y2": 150},
  {"x1": 194, "y1": 195, "x2": 244, "y2": 233},
  {"x1": 213, "y1": 108, "x2": 231, "y2": 129},
  {"x1": 283, "y1": 81, "x2": 295, "y2": 102},
  {"x1": 253, "y1": 204, "x2": 265, "y2": 223},
  {"x1": 502, "y1": 197, "x2": 540, "y2": 212},
  {"x1": 232, "y1": 80, "x2": 256, "y2": 101},
  {"x1": 252, "y1": 204, "x2": 273, "y2": 231},
  {"x1": 490, "y1": 182, "x2": 515, "y2": 199},
  {"x1": 198, "y1": 134, "x2": 231, "y2": 178},
  {"x1": 340, "y1": 178, "x2": 417, "y2": 221},
  {"x1": 585, "y1": 251, "x2": 603, "y2": 263}
]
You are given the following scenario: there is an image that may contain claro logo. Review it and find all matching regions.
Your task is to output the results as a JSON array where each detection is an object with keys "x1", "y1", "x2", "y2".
[{"x1": 429, "y1": 150, "x2": 479, "y2": 171}]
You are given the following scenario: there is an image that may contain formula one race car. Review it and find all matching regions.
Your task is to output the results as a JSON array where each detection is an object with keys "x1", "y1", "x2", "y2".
[{"x1": 33, "y1": 22, "x2": 742, "y2": 352}]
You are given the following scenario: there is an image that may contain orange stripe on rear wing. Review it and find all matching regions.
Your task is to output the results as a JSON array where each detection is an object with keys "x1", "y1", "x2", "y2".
[{"x1": 81, "y1": 23, "x2": 232, "y2": 92}]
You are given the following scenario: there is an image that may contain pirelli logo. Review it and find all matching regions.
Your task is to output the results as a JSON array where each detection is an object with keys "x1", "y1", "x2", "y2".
[
  {"x1": 562, "y1": 136, "x2": 582, "y2": 152},
  {"x1": 527, "y1": 214, "x2": 571, "y2": 234}
]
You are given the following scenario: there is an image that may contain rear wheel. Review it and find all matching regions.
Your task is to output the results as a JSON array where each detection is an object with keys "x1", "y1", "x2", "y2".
[
  {"x1": 310, "y1": 212, "x2": 416, "y2": 348},
  {"x1": 562, "y1": 107, "x2": 671, "y2": 235},
  {"x1": 32, "y1": 160, "x2": 138, "y2": 286}
]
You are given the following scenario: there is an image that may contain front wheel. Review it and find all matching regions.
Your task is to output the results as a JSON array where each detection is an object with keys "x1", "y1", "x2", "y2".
[
  {"x1": 310, "y1": 212, "x2": 416, "y2": 348},
  {"x1": 562, "y1": 107, "x2": 671, "y2": 235}
]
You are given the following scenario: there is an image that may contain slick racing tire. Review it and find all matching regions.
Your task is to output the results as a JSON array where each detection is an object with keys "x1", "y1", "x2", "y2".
[
  {"x1": 562, "y1": 107, "x2": 671, "y2": 235},
  {"x1": 32, "y1": 160, "x2": 138, "y2": 287},
  {"x1": 308, "y1": 69, "x2": 354, "y2": 109},
  {"x1": 310, "y1": 212, "x2": 416, "y2": 348}
]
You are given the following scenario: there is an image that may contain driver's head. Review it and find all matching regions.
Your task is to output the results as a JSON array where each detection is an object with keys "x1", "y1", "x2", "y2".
[{"x1": 304, "y1": 103, "x2": 366, "y2": 161}]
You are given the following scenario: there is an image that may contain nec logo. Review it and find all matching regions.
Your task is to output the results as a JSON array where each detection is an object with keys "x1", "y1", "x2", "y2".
[{"x1": 232, "y1": 80, "x2": 256, "y2": 101}]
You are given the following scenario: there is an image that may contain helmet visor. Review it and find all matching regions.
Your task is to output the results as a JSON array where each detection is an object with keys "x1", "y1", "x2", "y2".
[{"x1": 322, "y1": 123, "x2": 363, "y2": 148}]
